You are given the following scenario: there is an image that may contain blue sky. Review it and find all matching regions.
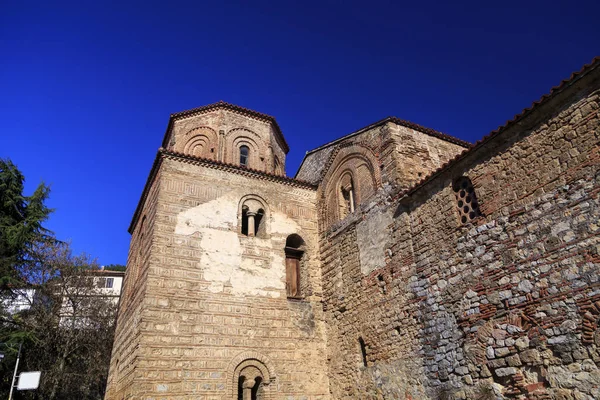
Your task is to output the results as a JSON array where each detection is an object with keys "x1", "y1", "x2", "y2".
[{"x1": 1, "y1": 0, "x2": 598, "y2": 266}]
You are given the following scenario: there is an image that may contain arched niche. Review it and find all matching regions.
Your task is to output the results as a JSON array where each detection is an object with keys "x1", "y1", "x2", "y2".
[
  {"x1": 238, "y1": 195, "x2": 269, "y2": 238},
  {"x1": 320, "y1": 144, "x2": 381, "y2": 227},
  {"x1": 226, "y1": 128, "x2": 265, "y2": 169},
  {"x1": 176, "y1": 126, "x2": 218, "y2": 159},
  {"x1": 227, "y1": 352, "x2": 276, "y2": 400},
  {"x1": 285, "y1": 234, "x2": 306, "y2": 298}
]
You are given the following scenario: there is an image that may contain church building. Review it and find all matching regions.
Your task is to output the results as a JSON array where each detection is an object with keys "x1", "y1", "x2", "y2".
[{"x1": 106, "y1": 57, "x2": 600, "y2": 400}]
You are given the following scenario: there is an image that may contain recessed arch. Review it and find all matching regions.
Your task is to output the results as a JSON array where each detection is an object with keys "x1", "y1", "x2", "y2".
[
  {"x1": 176, "y1": 126, "x2": 218, "y2": 159},
  {"x1": 227, "y1": 352, "x2": 276, "y2": 400},
  {"x1": 238, "y1": 194, "x2": 269, "y2": 237},
  {"x1": 226, "y1": 128, "x2": 265, "y2": 168},
  {"x1": 285, "y1": 234, "x2": 306, "y2": 298},
  {"x1": 319, "y1": 144, "x2": 382, "y2": 227}
]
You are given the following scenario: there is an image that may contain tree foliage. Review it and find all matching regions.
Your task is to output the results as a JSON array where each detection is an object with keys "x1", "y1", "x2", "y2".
[
  {"x1": 0, "y1": 158, "x2": 53, "y2": 292},
  {"x1": 0, "y1": 159, "x2": 116, "y2": 399}
]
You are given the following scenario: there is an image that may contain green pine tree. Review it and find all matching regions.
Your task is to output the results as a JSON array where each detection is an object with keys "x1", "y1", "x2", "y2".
[{"x1": 0, "y1": 158, "x2": 54, "y2": 292}]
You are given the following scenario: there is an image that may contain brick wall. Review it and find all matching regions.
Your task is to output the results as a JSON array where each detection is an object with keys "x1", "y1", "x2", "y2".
[
  {"x1": 107, "y1": 154, "x2": 330, "y2": 399},
  {"x1": 319, "y1": 64, "x2": 600, "y2": 399}
]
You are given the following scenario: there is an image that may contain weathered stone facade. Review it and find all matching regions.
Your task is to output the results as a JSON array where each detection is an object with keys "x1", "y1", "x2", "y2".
[{"x1": 107, "y1": 58, "x2": 600, "y2": 399}]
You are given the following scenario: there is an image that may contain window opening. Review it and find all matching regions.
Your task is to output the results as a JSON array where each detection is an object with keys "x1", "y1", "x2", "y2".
[
  {"x1": 342, "y1": 186, "x2": 355, "y2": 213},
  {"x1": 241, "y1": 207, "x2": 249, "y2": 236},
  {"x1": 237, "y1": 376, "x2": 245, "y2": 400},
  {"x1": 240, "y1": 145, "x2": 249, "y2": 167},
  {"x1": 339, "y1": 174, "x2": 356, "y2": 220},
  {"x1": 251, "y1": 376, "x2": 262, "y2": 400},
  {"x1": 254, "y1": 209, "x2": 264, "y2": 236},
  {"x1": 285, "y1": 234, "x2": 305, "y2": 298},
  {"x1": 359, "y1": 337, "x2": 368, "y2": 367},
  {"x1": 453, "y1": 177, "x2": 481, "y2": 224},
  {"x1": 106, "y1": 277, "x2": 114, "y2": 289},
  {"x1": 377, "y1": 274, "x2": 386, "y2": 295}
]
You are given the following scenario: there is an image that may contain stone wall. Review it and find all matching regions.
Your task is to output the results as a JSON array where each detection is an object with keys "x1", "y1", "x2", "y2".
[
  {"x1": 106, "y1": 167, "x2": 161, "y2": 399},
  {"x1": 319, "y1": 65, "x2": 600, "y2": 399},
  {"x1": 168, "y1": 106, "x2": 287, "y2": 175},
  {"x1": 107, "y1": 153, "x2": 331, "y2": 399}
]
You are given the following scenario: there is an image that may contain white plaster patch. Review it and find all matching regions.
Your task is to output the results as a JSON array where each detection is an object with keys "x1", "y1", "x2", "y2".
[
  {"x1": 270, "y1": 210, "x2": 300, "y2": 235},
  {"x1": 356, "y1": 208, "x2": 393, "y2": 274},
  {"x1": 174, "y1": 195, "x2": 301, "y2": 297},
  {"x1": 174, "y1": 194, "x2": 239, "y2": 234}
]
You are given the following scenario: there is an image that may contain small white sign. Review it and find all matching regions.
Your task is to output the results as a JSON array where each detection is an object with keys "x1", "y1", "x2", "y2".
[{"x1": 17, "y1": 371, "x2": 41, "y2": 390}]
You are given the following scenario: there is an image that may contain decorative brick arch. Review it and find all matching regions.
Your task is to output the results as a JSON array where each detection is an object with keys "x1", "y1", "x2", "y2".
[
  {"x1": 226, "y1": 351, "x2": 276, "y2": 400},
  {"x1": 238, "y1": 194, "x2": 270, "y2": 237},
  {"x1": 176, "y1": 126, "x2": 218, "y2": 159},
  {"x1": 319, "y1": 144, "x2": 382, "y2": 227},
  {"x1": 225, "y1": 128, "x2": 266, "y2": 169}
]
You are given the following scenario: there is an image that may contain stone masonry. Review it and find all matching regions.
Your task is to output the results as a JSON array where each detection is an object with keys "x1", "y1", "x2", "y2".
[{"x1": 106, "y1": 57, "x2": 600, "y2": 399}]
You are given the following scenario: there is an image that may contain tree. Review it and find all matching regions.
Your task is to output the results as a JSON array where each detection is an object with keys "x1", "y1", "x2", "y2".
[
  {"x1": 19, "y1": 243, "x2": 117, "y2": 399},
  {"x1": 0, "y1": 158, "x2": 53, "y2": 293},
  {"x1": 0, "y1": 159, "x2": 117, "y2": 399},
  {"x1": 102, "y1": 264, "x2": 126, "y2": 272}
]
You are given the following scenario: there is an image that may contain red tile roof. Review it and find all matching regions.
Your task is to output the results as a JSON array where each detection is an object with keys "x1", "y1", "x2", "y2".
[{"x1": 161, "y1": 100, "x2": 290, "y2": 153}]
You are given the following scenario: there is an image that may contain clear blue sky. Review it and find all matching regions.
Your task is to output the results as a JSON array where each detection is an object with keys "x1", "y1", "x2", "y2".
[{"x1": 1, "y1": 0, "x2": 598, "y2": 266}]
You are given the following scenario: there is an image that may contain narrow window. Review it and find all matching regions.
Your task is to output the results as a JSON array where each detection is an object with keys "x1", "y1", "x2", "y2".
[
  {"x1": 285, "y1": 234, "x2": 305, "y2": 298},
  {"x1": 237, "y1": 376, "x2": 245, "y2": 400},
  {"x1": 240, "y1": 145, "x2": 249, "y2": 167},
  {"x1": 377, "y1": 274, "x2": 386, "y2": 295},
  {"x1": 359, "y1": 337, "x2": 368, "y2": 367},
  {"x1": 452, "y1": 177, "x2": 481, "y2": 224},
  {"x1": 254, "y1": 209, "x2": 264, "y2": 236},
  {"x1": 251, "y1": 376, "x2": 262, "y2": 400},
  {"x1": 241, "y1": 206, "x2": 249, "y2": 236},
  {"x1": 106, "y1": 277, "x2": 114, "y2": 289},
  {"x1": 339, "y1": 173, "x2": 356, "y2": 219}
]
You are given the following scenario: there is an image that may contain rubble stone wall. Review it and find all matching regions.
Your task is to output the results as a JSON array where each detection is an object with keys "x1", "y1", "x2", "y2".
[{"x1": 320, "y1": 77, "x2": 600, "y2": 398}]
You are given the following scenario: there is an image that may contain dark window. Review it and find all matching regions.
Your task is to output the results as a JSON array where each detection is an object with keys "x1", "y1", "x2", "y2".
[
  {"x1": 106, "y1": 277, "x2": 114, "y2": 289},
  {"x1": 251, "y1": 376, "x2": 262, "y2": 400},
  {"x1": 359, "y1": 337, "x2": 368, "y2": 367},
  {"x1": 240, "y1": 145, "x2": 249, "y2": 166},
  {"x1": 237, "y1": 376, "x2": 245, "y2": 400},
  {"x1": 241, "y1": 207, "x2": 249, "y2": 236},
  {"x1": 453, "y1": 177, "x2": 481, "y2": 224},
  {"x1": 254, "y1": 209, "x2": 264, "y2": 236}
]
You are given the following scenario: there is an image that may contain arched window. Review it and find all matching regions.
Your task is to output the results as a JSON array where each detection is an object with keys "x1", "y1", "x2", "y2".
[
  {"x1": 239, "y1": 196, "x2": 268, "y2": 238},
  {"x1": 285, "y1": 234, "x2": 305, "y2": 298},
  {"x1": 240, "y1": 145, "x2": 249, "y2": 167},
  {"x1": 453, "y1": 176, "x2": 481, "y2": 224},
  {"x1": 339, "y1": 172, "x2": 356, "y2": 219}
]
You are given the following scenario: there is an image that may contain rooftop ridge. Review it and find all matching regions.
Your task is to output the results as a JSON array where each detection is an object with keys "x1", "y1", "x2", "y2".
[{"x1": 303, "y1": 116, "x2": 471, "y2": 157}]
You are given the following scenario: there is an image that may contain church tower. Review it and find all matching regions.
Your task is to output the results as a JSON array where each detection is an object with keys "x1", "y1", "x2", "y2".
[{"x1": 105, "y1": 102, "x2": 331, "y2": 399}]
